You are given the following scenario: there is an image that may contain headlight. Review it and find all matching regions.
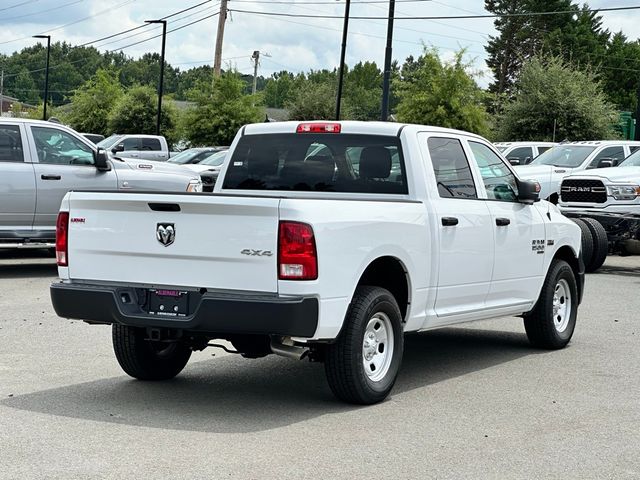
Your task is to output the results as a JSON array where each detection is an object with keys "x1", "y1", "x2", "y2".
[
  {"x1": 606, "y1": 185, "x2": 640, "y2": 201},
  {"x1": 186, "y1": 179, "x2": 203, "y2": 193}
]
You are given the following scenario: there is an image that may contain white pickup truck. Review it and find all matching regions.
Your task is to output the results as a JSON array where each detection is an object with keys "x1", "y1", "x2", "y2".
[
  {"x1": 515, "y1": 140, "x2": 640, "y2": 203},
  {"x1": 558, "y1": 150, "x2": 640, "y2": 267},
  {"x1": 50, "y1": 121, "x2": 584, "y2": 404}
]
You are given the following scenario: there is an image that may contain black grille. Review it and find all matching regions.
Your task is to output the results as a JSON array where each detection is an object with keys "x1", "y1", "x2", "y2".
[
  {"x1": 200, "y1": 173, "x2": 217, "y2": 193},
  {"x1": 561, "y1": 179, "x2": 607, "y2": 203}
]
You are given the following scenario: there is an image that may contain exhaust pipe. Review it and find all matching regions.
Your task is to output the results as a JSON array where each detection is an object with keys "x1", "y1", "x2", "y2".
[{"x1": 270, "y1": 338, "x2": 309, "y2": 360}]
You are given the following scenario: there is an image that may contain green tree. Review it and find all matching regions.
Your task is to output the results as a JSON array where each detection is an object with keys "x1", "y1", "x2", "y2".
[
  {"x1": 287, "y1": 81, "x2": 347, "y2": 120},
  {"x1": 181, "y1": 71, "x2": 263, "y2": 146},
  {"x1": 108, "y1": 85, "x2": 178, "y2": 146},
  {"x1": 344, "y1": 61, "x2": 382, "y2": 121},
  {"x1": 395, "y1": 49, "x2": 490, "y2": 136},
  {"x1": 66, "y1": 69, "x2": 123, "y2": 135},
  {"x1": 600, "y1": 33, "x2": 640, "y2": 110},
  {"x1": 497, "y1": 56, "x2": 618, "y2": 141},
  {"x1": 263, "y1": 71, "x2": 296, "y2": 108}
]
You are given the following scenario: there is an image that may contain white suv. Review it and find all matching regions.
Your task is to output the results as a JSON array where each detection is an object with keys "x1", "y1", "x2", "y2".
[{"x1": 495, "y1": 142, "x2": 557, "y2": 165}]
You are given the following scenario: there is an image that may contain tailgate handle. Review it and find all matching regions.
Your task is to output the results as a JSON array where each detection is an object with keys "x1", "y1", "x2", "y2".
[{"x1": 148, "y1": 203, "x2": 181, "y2": 212}]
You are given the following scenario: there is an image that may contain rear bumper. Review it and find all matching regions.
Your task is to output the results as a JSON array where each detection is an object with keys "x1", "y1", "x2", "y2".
[{"x1": 50, "y1": 282, "x2": 319, "y2": 337}]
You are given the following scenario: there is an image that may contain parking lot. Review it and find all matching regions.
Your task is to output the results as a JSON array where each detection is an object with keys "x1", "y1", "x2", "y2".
[{"x1": 0, "y1": 250, "x2": 638, "y2": 479}]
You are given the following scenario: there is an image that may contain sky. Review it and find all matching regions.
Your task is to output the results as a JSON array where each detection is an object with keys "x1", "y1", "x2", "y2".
[{"x1": 0, "y1": 0, "x2": 639, "y2": 88}]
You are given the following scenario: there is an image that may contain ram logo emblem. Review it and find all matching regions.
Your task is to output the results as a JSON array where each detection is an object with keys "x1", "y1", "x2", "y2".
[{"x1": 156, "y1": 223, "x2": 175, "y2": 247}]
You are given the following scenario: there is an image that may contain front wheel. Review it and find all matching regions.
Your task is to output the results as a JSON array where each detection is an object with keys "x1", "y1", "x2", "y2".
[
  {"x1": 325, "y1": 286, "x2": 404, "y2": 404},
  {"x1": 112, "y1": 325, "x2": 192, "y2": 380},
  {"x1": 524, "y1": 260, "x2": 578, "y2": 349}
]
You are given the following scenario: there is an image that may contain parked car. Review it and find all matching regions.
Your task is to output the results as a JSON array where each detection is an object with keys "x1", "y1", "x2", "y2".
[
  {"x1": 183, "y1": 150, "x2": 229, "y2": 192},
  {"x1": 81, "y1": 133, "x2": 105, "y2": 144},
  {"x1": 558, "y1": 148, "x2": 640, "y2": 271},
  {"x1": 494, "y1": 142, "x2": 557, "y2": 165},
  {"x1": 50, "y1": 121, "x2": 583, "y2": 405},
  {"x1": 514, "y1": 140, "x2": 640, "y2": 202},
  {"x1": 0, "y1": 119, "x2": 202, "y2": 249},
  {"x1": 167, "y1": 147, "x2": 228, "y2": 165},
  {"x1": 97, "y1": 134, "x2": 170, "y2": 161}
]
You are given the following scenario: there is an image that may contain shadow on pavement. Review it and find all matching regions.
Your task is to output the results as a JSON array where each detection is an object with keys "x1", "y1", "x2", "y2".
[
  {"x1": 2, "y1": 327, "x2": 539, "y2": 433},
  {"x1": 0, "y1": 262, "x2": 57, "y2": 279},
  {"x1": 596, "y1": 263, "x2": 640, "y2": 278}
]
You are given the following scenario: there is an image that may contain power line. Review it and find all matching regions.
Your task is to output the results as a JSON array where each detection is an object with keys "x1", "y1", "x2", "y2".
[
  {"x1": 0, "y1": 0, "x2": 39, "y2": 13},
  {"x1": 228, "y1": 5, "x2": 640, "y2": 20},
  {"x1": 1, "y1": 0, "x2": 84, "y2": 22}
]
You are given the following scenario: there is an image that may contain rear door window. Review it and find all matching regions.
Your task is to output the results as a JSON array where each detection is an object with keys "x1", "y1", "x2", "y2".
[
  {"x1": 426, "y1": 137, "x2": 477, "y2": 199},
  {"x1": 223, "y1": 133, "x2": 408, "y2": 194},
  {"x1": 141, "y1": 138, "x2": 162, "y2": 151},
  {"x1": 0, "y1": 124, "x2": 24, "y2": 163}
]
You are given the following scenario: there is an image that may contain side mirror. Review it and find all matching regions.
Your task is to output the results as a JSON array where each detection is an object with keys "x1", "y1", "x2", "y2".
[
  {"x1": 112, "y1": 143, "x2": 125, "y2": 154},
  {"x1": 507, "y1": 157, "x2": 521, "y2": 166},
  {"x1": 95, "y1": 148, "x2": 111, "y2": 172},
  {"x1": 597, "y1": 158, "x2": 613, "y2": 169},
  {"x1": 524, "y1": 156, "x2": 532, "y2": 165},
  {"x1": 517, "y1": 179, "x2": 540, "y2": 204}
]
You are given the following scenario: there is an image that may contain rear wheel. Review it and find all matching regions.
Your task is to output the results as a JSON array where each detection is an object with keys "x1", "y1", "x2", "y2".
[
  {"x1": 325, "y1": 286, "x2": 404, "y2": 404},
  {"x1": 112, "y1": 325, "x2": 191, "y2": 380},
  {"x1": 572, "y1": 218, "x2": 594, "y2": 269},
  {"x1": 524, "y1": 260, "x2": 578, "y2": 349},
  {"x1": 581, "y1": 217, "x2": 608, "y2": 272}
]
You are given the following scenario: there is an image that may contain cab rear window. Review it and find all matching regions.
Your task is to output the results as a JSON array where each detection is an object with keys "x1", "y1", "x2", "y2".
[{"x1": 222, "y1": 133, "x2": 408, "y2": 194}]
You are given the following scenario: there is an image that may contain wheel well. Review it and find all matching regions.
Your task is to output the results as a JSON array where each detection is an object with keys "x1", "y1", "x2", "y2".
[
  {"x1": 357, "y1": 257, "x2": 409, "y2": 321},
  {"x1": 553, "y1": 246, "x2": 582, "y2": 298}
]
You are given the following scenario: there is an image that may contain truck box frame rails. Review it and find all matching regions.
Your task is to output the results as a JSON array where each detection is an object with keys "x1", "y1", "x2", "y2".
[{"x1": 51, "y1": 121, "x2": 584, "y2": 405}]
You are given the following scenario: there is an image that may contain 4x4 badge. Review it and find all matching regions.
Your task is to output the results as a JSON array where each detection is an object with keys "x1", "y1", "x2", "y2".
[{"x1": 156, "y1": 223, "x2": 175, "y2": 247}]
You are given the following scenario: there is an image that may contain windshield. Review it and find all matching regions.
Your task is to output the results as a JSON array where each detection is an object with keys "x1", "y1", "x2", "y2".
[
  {"x1": 167, "y1": 149, "x2": 205, "y2": 164},
  {"x1": 96, "y1": 134, "x2": 123, "y2": 149},
  {"x1": 619, "y1": 150, "x2": 640, "y2": 167},
  {"x1": 529, "y1": 145, "x2": 596, "y2": 168},
  {"x1": 199, "y1": 150, "x2": 227, "y2": 166}
]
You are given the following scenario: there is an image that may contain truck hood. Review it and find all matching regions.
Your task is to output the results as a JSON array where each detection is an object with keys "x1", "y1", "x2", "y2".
[
  {"x1": 514, "y1": 164, "x2": 574, "y2": 181},
  {"x1": 564, "y1": 166, "x2": 640, "y2": 183},
  {"x1": 115, "y1": 157, "x2": 199, "y2": 179}
]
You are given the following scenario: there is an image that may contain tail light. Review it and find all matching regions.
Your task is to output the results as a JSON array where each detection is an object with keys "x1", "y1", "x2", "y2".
[
  {"x1": 278, "y1": 221, "x2": 317, "y2": 280},
  {"x1": 56, "y1": 212, "x2": 69, "y2": 267}
]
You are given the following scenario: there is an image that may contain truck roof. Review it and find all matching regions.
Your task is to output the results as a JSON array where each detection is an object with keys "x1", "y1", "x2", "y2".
[{"x1": 243, "y1": 120, "x2": 488, "y2": 141}]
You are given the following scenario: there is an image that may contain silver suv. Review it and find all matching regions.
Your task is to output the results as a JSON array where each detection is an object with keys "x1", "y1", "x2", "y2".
[{"x1": 0, "y1": 118, "x2": 202, "y2": 249}]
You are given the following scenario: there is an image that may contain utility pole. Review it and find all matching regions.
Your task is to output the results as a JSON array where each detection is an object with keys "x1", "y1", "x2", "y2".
[
  {"x1": 0, "y1": 69, "x2": 4, "y2": 117},
  {"x1": 145, "y1": 19, "x2": 167, "y2": 136},
  {"x1": 635, "y1": 83, "x2": 640, "y2": 140},
  {"x1": 380, "y1": 0, "x2": 395, "y2": 121},
  {"x1": 213, "y1": 0, "x2": 228, "y2": 77},
  {"x1": 33, "y1": 34, "x2": 51, "y2": 120},
  {"x1": 335, "y1": 0, "x2": 351, "y2": 120},
  {"x1": 252, "y1": 50, "x2": 260, "y2": 95}
]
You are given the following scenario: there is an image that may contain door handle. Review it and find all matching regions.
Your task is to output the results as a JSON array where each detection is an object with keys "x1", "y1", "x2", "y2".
[
  {"x1": 496, "y1": 217, "x2": 511, "y2": 226},
  {"x1": 41, "y1": 174, "x2": 61, "y2": 180},
  {"x1": 441, "y1": 217, "x2": 459, "y2": 226}
]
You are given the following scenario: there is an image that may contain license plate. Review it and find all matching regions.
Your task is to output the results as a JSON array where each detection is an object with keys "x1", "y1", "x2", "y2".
[{"x1": 147, "y1": 289, "x2": 189, "y2": 317}]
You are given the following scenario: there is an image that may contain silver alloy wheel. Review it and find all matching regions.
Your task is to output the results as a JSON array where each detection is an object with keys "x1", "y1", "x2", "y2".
[
  {"x1": 553, "y1": 278, "x2": 572, "y2": 333},
  {"x1": 362, "y1": 312, "x2": 394, "y2": 382}
]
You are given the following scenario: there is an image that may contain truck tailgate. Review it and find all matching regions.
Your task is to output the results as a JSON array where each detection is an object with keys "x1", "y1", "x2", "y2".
[{"x1": 65, "y1": 192, "x2": 280, "y2": 292}]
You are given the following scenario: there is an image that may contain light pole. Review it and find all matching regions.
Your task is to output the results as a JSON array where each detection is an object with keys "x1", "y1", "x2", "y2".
[
  {"x1": 32, "y1": 34, "x2": 50, "y2": 121},
  {"x1": 145, "y1": 19, "x2": 167, "y2": 136},
  {"x1": 335, "y1": 0, "x2": 350, "y2": 120},
  {"x1": 380, "y1": 0, "x2": 395, "y2": 121}
]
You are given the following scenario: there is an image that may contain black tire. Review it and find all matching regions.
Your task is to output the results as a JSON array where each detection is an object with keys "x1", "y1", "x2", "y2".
[
  {"x1": 581, "y1": 217, "x2": 608, "y2": 272},
  {"x1": 524, "y1": 260, "x2": 578, "y2": 349},
  {"x1": 325, "y1": 286, "x2": 404, "y2": 405},
  {"x1": 572, "y1": 218, "x2": 594, "y2": 269},
  {"x1": 112, "y1": 325, "x2": 192, "y2": 380}
]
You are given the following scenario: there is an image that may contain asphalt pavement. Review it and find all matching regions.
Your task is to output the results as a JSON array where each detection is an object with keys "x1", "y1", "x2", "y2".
[{"x1": 0, "y1": 250, "x2": 639, "y2": 479}]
